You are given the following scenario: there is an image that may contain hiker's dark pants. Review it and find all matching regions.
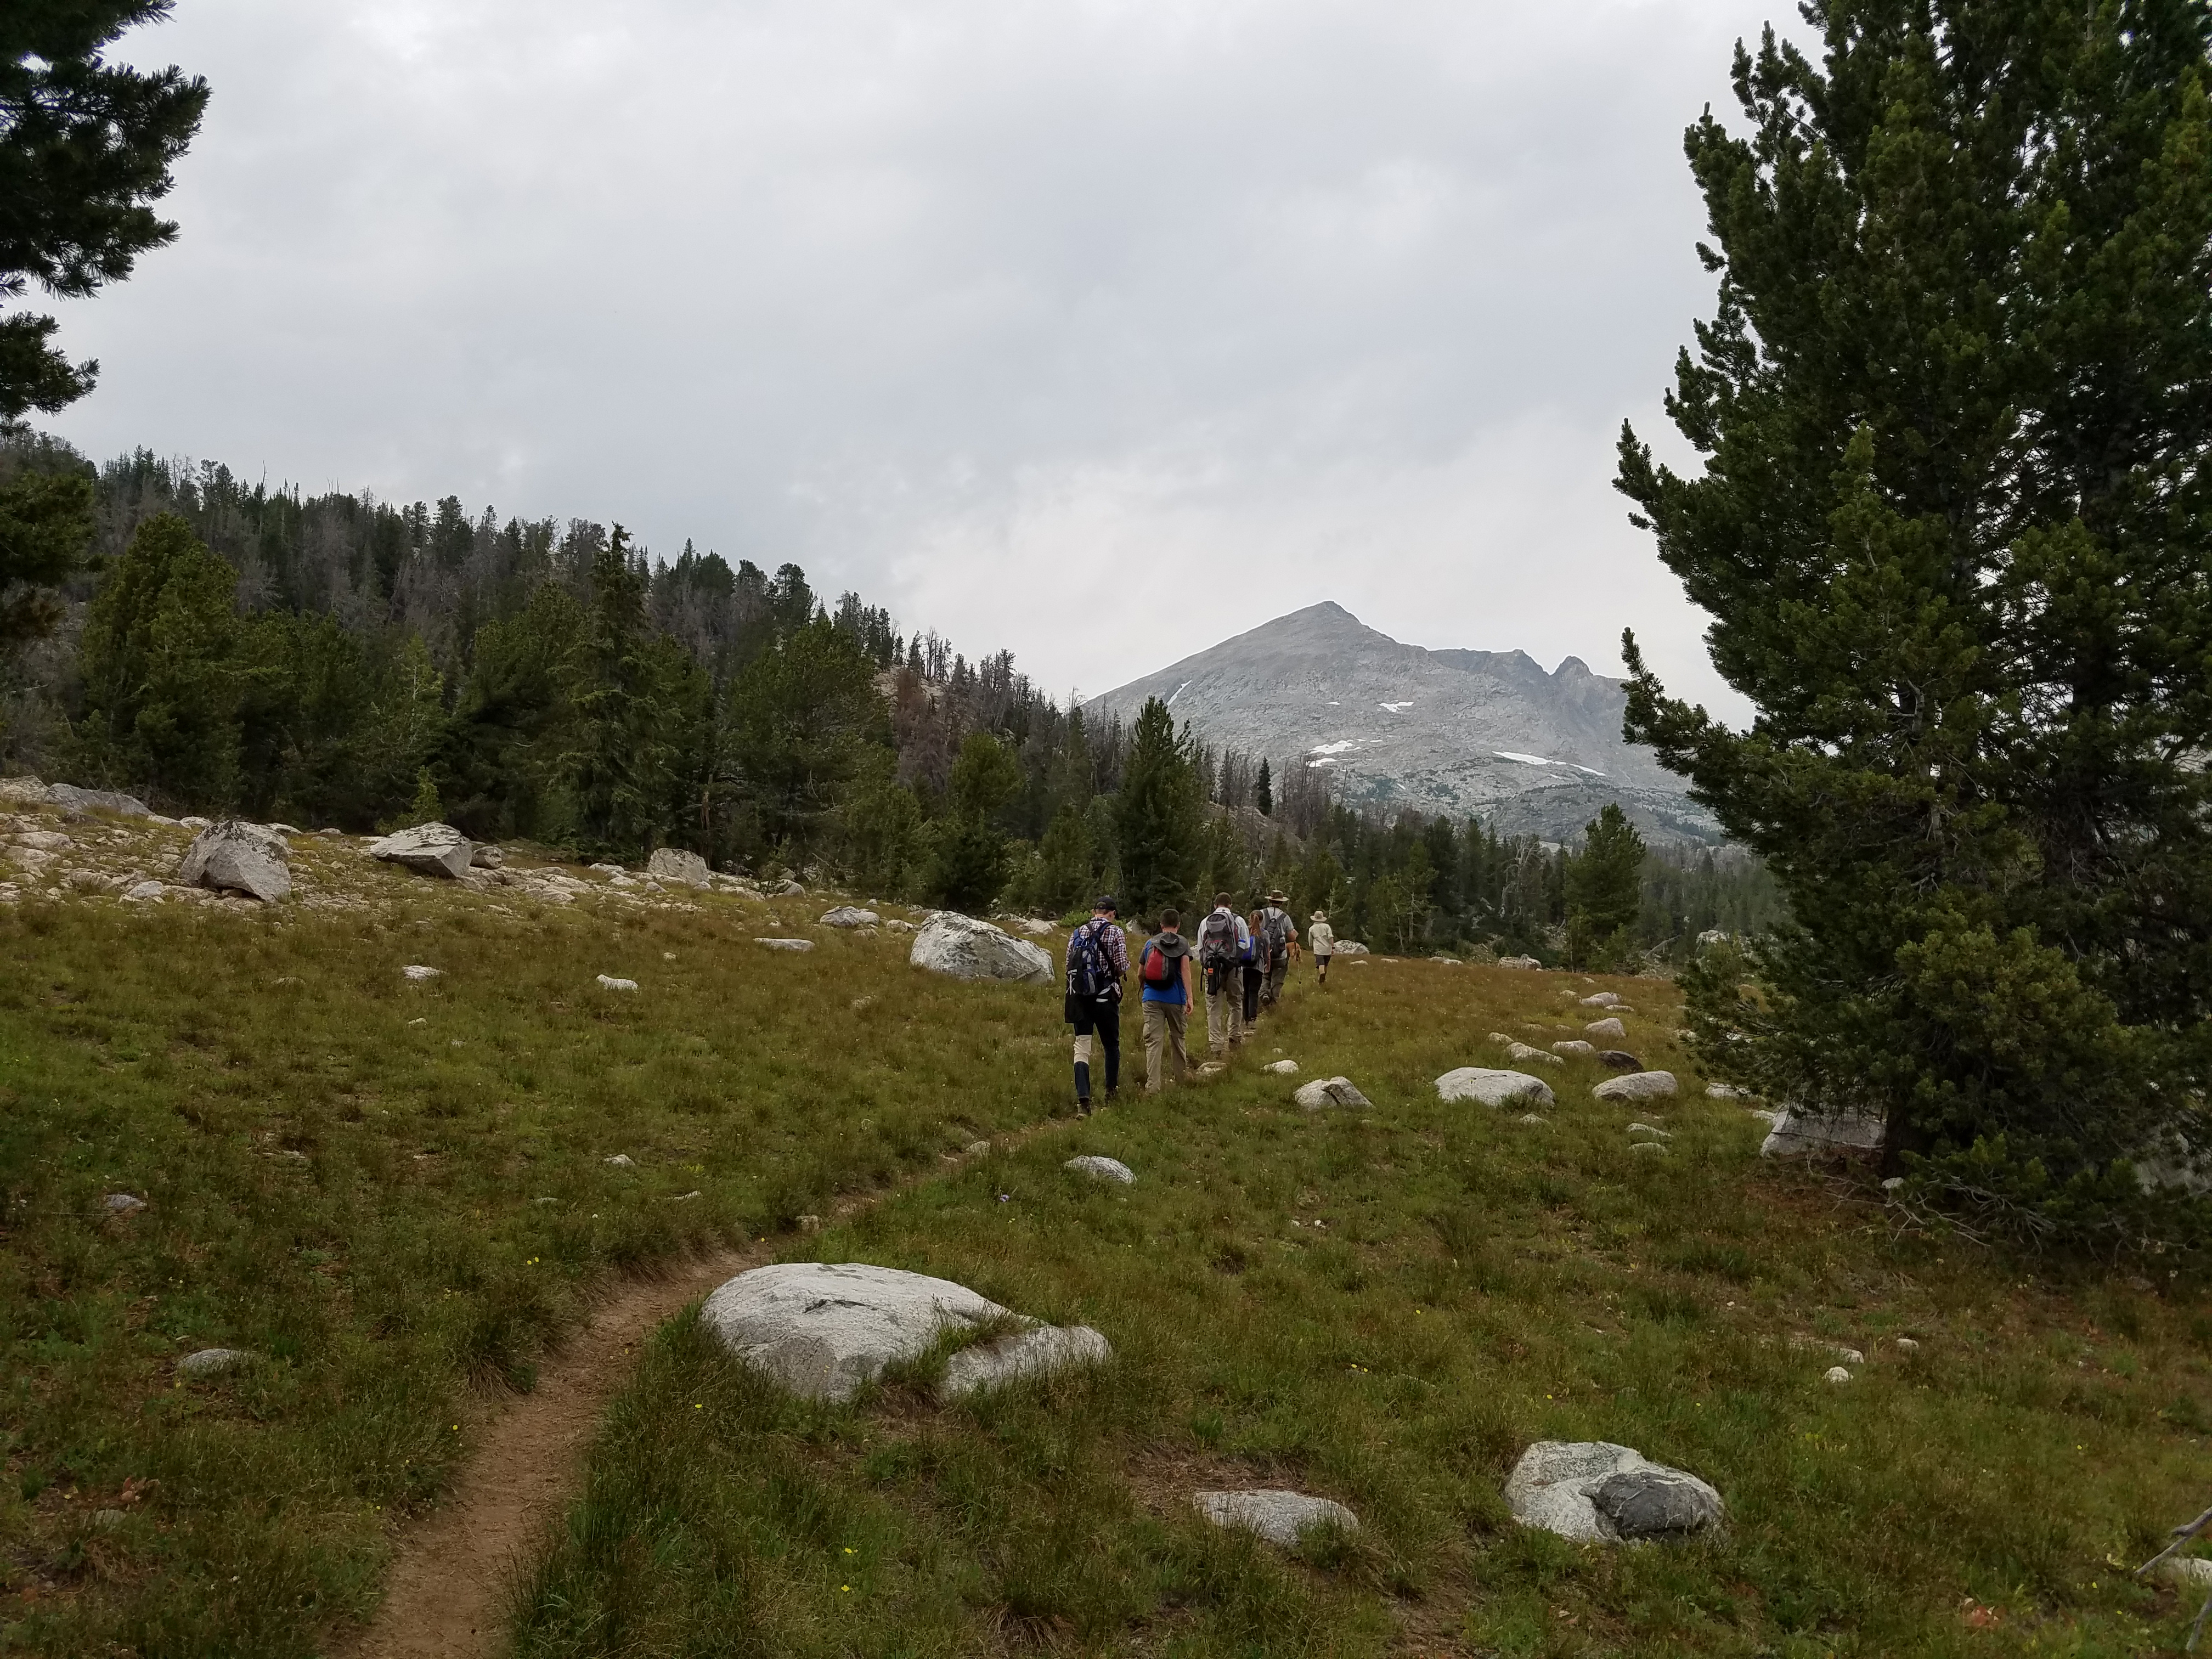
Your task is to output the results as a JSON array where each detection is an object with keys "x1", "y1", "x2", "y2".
[
  {"x1": 1241, "y1": 963, "x2": 1263, "y2": 1023},
  {"x1": 1069, "y1": 996, "x2": 1121, "y2": 1101}
]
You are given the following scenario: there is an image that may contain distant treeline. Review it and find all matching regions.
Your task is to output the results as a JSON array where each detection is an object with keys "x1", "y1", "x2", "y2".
[{"x1": 0, "y1": 432, "x2": 1776, "y2": 958}]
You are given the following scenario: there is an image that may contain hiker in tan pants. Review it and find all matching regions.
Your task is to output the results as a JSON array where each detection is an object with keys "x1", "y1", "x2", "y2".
[{"x1": 1135, "y1": 909, "x2": 1195, "y2": 1093}]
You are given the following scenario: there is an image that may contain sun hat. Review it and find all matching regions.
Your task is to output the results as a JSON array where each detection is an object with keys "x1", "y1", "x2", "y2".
[{"x1": 1311, "y1": 910, "x2": 1327, "y2": 922}]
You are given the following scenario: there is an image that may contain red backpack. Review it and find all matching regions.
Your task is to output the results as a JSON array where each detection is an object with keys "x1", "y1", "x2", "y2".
[{"x1": 1141, "y1": 935, "x2": 1183, "y2": 988}]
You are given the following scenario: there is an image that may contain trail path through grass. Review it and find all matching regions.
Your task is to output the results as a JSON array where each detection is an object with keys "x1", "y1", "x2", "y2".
[{"x1": 351, "y1": 1115, "x2": 1084, "y2": 1659}]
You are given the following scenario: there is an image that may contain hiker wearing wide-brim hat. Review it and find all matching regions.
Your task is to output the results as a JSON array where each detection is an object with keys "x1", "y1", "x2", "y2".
[
  {"x1": 1255, "y1": 892, "x2": 1300, "y2": 1011},
  {"x1": 1306, "y1": 909, "x2": 1338, "y2": 988}
]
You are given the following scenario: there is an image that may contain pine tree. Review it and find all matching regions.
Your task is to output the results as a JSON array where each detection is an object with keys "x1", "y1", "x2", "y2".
[
  {"x1": 74, "y1": 512, "x2": 239, "y2": 806},
  {"x1": 565, "y1": 525, "x2": 663, "y2": 858},
  {"x1": 930, "y1": 731, "x2": 1021, "y2": 912},
  {"x1": 1114, "y1": 697, "x2": 1201, "y2": 921},
  {"x1": 1255, "y1": 758, "x2": 1272, "y2": 817},
  {"x1": 0, "y1": 468, "x2": 94, "y2": 657},
  {"x1": 1564, "y1": 804, "x2": 1647, "y2": 969},
  {"x1": 2, "y1": 4, "x2": 209, "y2": 419},
  {"x1": 1618, "y1": 3, "x2": 2212, "y2": 1200}
]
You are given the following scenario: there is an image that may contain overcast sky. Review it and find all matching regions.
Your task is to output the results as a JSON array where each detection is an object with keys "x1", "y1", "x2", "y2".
[{"x1": 49, "y1": 0, "x2": 1790, "y2": 721}]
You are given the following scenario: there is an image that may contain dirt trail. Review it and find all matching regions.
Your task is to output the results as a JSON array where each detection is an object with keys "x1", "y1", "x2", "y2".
[
  {"x1": 343, "y1": 1115, "x2": 1077, "y2": 1659},
  {"x1": 341, "y1": 1242, "x2": 760, "y2": 1659}
]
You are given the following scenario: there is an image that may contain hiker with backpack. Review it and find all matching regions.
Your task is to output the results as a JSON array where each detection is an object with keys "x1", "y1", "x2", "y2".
[
  {"x1": 1257, "y1": 891, "x2": 1299, "y2": 1009},
  {"x1": 1136, "y1": 908, "x2": 1196, "y2": 1093},
  {"x1": 1198, "y1": 891, "x2": 1252, "y2": 1058},
  {"x1": 1307, "y1": 909, "x2": 1336, "y2": 988},
  {"x1": 1242, "y1": 905, "x2": 1267, "y2": 1024},
  {"x1": 1064, "y1": 894, "x2": 1130, "y2": 1115}
]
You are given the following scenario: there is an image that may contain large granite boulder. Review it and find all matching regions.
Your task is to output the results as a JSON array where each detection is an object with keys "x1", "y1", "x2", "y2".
[
  {"x1": 1331, "y1": 940, "x2": 1369, "y2": 956},
  {"x1": 177, "y1": 820, "x2": 291, "y2": 903},
  {"x1": 1593, "y1": 1070, "x2": 1678, "y2": 1102},
  {"x1": 1437, "y1": 1068, "x2": 1556, "y2": 1108},
  {"x1": 700, "y1": 1262, "x2": 1108, "y2": 1402},
  {"x1": 822, "y1": 906, "x2": 882, "y2": 928},
  {"x1": 48, "y1": 782, "x2": 155, "y2": 818},
  {"x1": 369, "y1": 822, "x2": 474, "y2": 879},
  {"x1": 646, "y1": 847, "x2": 712, "y2": 887},
  {"x1": 910, "y1": 912, "x2": 1054, "y2": 985},
  {"x1": 1759, "y1": 1107, "x2": 1885, "y2": 1158},
  {"x1": 1294, "y1": 1076, "x2": 1372, "y2": 1110},
  {"x1": 1505, "y1": 1441, "x2": 1723, "y2": 1543},
  {"x1": 1194, "y1": 1490, "x2": 1358, "y2": 1548}
]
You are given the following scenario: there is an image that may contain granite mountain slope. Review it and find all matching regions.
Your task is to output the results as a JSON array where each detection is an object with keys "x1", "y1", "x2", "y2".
[{"x1": 1087, "y1": 602, "x2": 1716, "y2": 843}]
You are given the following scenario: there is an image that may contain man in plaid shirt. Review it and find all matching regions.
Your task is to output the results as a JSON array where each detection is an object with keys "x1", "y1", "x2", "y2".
[{"x1": 1064, "y1": 894, "x2": 1129, "y2": 1114}]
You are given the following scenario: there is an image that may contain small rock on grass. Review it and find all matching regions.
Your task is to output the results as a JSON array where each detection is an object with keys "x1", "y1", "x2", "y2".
[
  {"x1": 755, "y1": 938, "x2": 815, "y2": 952},
  {"x1": 2155, "y1": 1557, "x2": 2212, "y2": 1589},
  {"x1": 821, "y1": 906, "x2": 881, "y2": 928},
  {"x1": 604, "y1": 1154, "x2": 635, "y2": 1167},
  {"x1": 1505, "y1": 1442, "x2": 1723, "y2": 1543},
  {"x1": 1551, "y1": 1039, "x2": 1596, "y2": 1057},
  {"x1": 177, "y1": 1347, "x2": 247, "y2": 1379},
  {"x1": 1596, "y1": 1049, "x2": 1643, "y2": 1071},
  {"x1": 596, "y1": 974, "x2": 639, "y2": 991},
  {"x1": 1825, "y1": 1365, "x2": 1852, "y2": 1384},
  {"x1": 701, "y1": 1261, "x2": 1109, "y2": 1402},
  {"x1": 1265, "y1": 1059, "x2": 1299, "y2": 1074},
  {"x1": 1517, "y1": 1113, "x2": 1549, "y2": 1125},
  {"x1": 403, "y1": 964, "x2": 441, "y2": 980},
  {"x1": 1193, "y1": 1489, "x2": 1357, "y2": 1548},
  {"x1": 1593, "y1": 1071, "x2": 1678, "y2": 1102},
  {"x1": 1294, "y1": 1077, "x2": 1372, "y2": 1110},
  {"x1": 1435, "y1": 1068, "x2": 1554, "y2": 1108},
  {"x1": 104, "y1": 1193, "x2": 146, "y2": 1215},
  {"x1": 1626, "y1": 1122, "x2": 1673, "y2": 1138},
  {"x1": 1585, "y1": 1017, "x2": 1628, "y2": 1041},
  {"x1": 1065, "y1": 1155, "x2": 1134, "y2": 1185},
  {"x1": 1579, "y1": 992, "x2": 1625, "y2": 1008}
]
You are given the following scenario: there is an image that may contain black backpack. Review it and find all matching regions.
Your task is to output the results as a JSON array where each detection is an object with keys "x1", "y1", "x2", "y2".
[
  {"x1": 1068, "y1": 919, "x2": 1115, "y2": 1000},
  {"x1": 1198, "y1": 909, "x2": 1238, "y2": 967}
]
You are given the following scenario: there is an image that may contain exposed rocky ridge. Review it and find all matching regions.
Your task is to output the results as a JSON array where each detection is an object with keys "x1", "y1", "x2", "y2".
[{"x1": 1086, "y1": 602, "x2": 1716, "y2": 844}]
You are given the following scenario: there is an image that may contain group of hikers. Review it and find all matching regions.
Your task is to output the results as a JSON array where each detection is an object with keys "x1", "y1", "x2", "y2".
[{"x1": 1062, "y1": 890, "x2": 1340, "y2": 1113}]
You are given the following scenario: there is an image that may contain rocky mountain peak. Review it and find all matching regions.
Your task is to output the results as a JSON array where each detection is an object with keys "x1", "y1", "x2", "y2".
[{"x1": 1088, "y1": 606, "x2": 1715, "y2": 844}]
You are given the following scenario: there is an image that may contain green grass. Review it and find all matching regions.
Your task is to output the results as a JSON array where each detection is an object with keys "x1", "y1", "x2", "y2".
[
  {"x1": 511, "y1": 958, "x2": 2212, "y2": 1657},
  {"x1": 0, "y1": 886, "x2": 1058, "y2": 1655},
  {"x1": 5, "y1": 890, "x2": 2212, "y2": 1656}
]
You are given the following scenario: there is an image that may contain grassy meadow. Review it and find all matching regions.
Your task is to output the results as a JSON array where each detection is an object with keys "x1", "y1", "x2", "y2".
[
  {"x1": 0, "y1": 879, "x2": 1056, "y2": 1655},
  {"x1": 3, "y1": 882, "x2": 2212, "y2": 1656}
]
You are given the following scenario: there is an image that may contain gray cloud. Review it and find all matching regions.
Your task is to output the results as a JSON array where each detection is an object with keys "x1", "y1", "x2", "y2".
[{"x1": 52, "y1": 0, "x2": 1789, "y2": 722}]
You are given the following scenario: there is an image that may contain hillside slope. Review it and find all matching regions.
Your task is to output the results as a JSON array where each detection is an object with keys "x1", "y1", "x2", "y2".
[{"x1": 1087, "y1": 602, "x2": 1718, "y2": 843}]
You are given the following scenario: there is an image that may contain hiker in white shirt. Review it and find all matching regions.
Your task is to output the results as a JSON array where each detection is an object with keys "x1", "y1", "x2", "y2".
[{"x1": 1307, "y1": 910, "x2": 1337, "y2": 988}]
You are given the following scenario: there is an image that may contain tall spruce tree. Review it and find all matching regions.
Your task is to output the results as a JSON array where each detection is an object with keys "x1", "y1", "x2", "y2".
[
  {"x1": 1115, "y1": 697, "x2": 1201, "y2": 920},
  {"x1": 74, "y1": 511, "x2": 239, "y2": 806},
  {"x1": 565, "y1": 526, "x2": 664, "y2": 858},
  {"x1": 1618, "y1": 3, "x2": 2212, "y2": 1205}
]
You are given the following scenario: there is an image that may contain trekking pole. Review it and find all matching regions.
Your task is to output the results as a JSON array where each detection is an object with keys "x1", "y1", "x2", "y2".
[{"x1": 2135, "y1": 1501, "x2": 2212, "y2": 1647}]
